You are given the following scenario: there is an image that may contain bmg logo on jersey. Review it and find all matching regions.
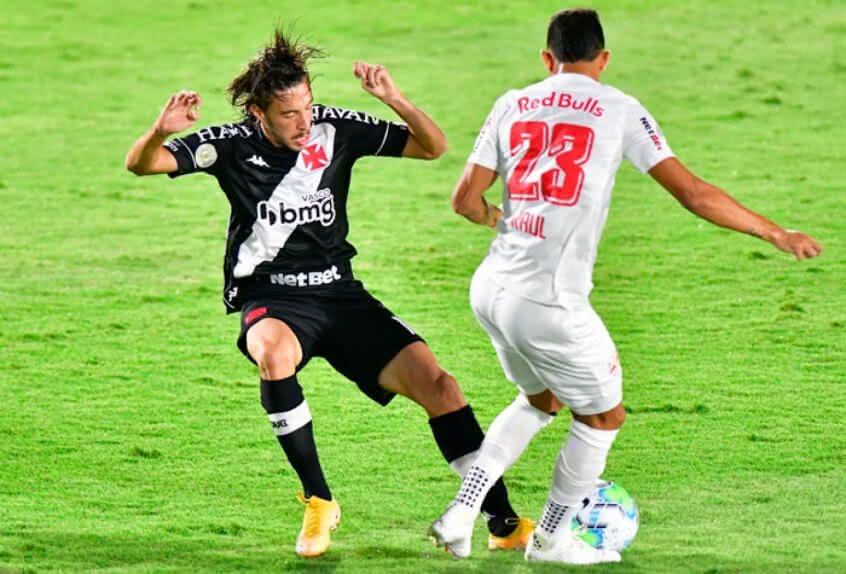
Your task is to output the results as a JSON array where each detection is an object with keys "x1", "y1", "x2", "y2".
[{"x1": 257, "y1": 189, "x2": 336, "y2": 227}]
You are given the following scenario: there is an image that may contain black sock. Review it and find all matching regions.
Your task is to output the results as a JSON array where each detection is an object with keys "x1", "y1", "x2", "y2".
[
  {"x1": 261, "y1": 376, "x2": 331, "y2": 501},
  {"x1": 429, "y1": 405, "x2": 519, "y2": 537}
]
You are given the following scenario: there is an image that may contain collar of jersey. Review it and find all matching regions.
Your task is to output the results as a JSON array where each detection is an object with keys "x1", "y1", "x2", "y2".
[{"x1": 552, "y1": 72, "x2": 599, "y2": 84}]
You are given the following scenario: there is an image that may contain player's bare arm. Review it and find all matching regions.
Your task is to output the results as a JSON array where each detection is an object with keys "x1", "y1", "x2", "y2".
[
  {"x1": 125, "y1": 90, "x2": 202, "y2": 175},
  {"x1": 649, "y1": 157, "x2": 823, "y2": 260},
  {"x1": 352, "y1": 61, "x2": 447, "y2": 160},
  {"x1": 451, "y1": 162, "x2": 503, "y2": 228}
]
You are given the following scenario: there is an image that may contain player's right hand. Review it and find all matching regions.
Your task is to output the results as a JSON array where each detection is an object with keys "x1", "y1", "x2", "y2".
[
  {"x1": 154, "y1": 91, "x2": 202, "y2": 136},
  {"x1": 771, "y1": 229, "x2": 823, "y2": 260}
]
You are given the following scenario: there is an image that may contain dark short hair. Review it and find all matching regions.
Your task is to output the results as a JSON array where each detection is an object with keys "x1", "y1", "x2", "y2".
[
  {"x1": 547, "y1": 9, "x2": 605, "y2": 63},
  {"x1": 228, "y1": 26, "x2": 324, "y2": 123}
]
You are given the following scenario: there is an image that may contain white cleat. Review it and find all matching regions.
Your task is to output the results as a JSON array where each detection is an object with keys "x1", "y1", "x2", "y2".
[
  {"x1": 524, "y1": 530, "x2": 621, "y2": 565},
  {"x1": 428, "y1": 503, "x2": 478, "y2": 559}
]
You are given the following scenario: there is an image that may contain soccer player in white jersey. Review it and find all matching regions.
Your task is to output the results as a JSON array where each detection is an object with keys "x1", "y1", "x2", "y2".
[{"x1": 429, "y1": 8, "x2": 823, "y2": 565}]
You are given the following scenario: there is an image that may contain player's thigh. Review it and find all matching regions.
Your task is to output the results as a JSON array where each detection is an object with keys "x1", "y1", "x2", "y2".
[
  {"x1": 245, "y1": 316, "x2": 302, "y2": 358},
  {"x1": 320, "y1": 293, "x2": 425, "y2": 407},
  {"x1": 498, "y1": 296, "x2": 622, "y2": 416},
  {"x1": 238, "y1": 301, "x2": 322, "y2": 379},
  {"x1": 469, "y1": 261, "x2": 497, "y2": 326},
  {"x1": 470, "y1": 266, "x2": 548, "y2": 396},
  {"x1": 488, "y1": 341, "x2": 549, "y2": 397},
  {"x1": 377, "y1": 341, "x2": 466, "y2": 414}
]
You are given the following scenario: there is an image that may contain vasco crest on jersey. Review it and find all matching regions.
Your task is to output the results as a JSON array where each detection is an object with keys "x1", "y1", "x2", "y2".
[{"x1": 256, "y1": 188, "x2": 337, "y2": 228}]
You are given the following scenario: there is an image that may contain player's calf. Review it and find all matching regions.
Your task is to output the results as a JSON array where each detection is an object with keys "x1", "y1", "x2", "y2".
[
  {"x1": 260, "y1": 376, "x2": 332, "y2": 502},
  {"x1": 527, "y1": 410, "x2": 621, "y2": 563},
  {"x1": 378, "y1": 342, "x2": 465, "y2": 417},
  {"x1": 258, "y1": 362, "x2": 336, "y2": 556},
  {"x1": 379, "y1": 342, "x2": 524, "y2": 538},
  {"x1": 430, "y1": 394, "x2": 555, "y2": 557}
]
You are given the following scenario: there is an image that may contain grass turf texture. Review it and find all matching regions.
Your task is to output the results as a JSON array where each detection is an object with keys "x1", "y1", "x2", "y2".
[{"x1": 1, "y1": 0, "x2": 844, "y2": 572}]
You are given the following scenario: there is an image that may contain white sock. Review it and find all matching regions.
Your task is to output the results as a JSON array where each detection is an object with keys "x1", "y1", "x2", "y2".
[
  {"x1": 539, "y1": 420, "x2": 619, "y2": 537},
  {"x1": 453, "y1": 394, "x2": 555, "y2": 512},
  {"x1": 537, "y1": 498, "x2": 573, "y2": 538}
]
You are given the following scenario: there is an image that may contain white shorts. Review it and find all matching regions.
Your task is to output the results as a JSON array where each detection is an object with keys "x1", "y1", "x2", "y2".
[{"x1": 470, "y1": 264, "x2": 622, "y2": 415}]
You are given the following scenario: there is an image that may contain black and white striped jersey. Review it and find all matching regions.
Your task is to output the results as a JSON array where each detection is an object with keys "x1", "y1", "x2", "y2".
[{"x1": 163, "y1": 104, "x2": 409, "y2": 311}]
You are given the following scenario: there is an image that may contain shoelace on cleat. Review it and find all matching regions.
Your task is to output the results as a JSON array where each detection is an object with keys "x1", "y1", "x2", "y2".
[{"x1": 299, "y1": 494, "x2": 334, "y2": 538}]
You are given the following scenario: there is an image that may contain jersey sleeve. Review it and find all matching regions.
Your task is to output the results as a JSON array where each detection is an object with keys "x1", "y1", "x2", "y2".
[
  {"x1": 622, "y1": 99, "x2": 674, "y2": 173},
  {"x1": 467, "y1": 94, "x2": 509, "y2": 171},
  {"x1": 164, "y1": 125, "x2": 233, "y2": 178},
  {"x1": 340, "y1": 112, "x2": 410, "y2": 159}
]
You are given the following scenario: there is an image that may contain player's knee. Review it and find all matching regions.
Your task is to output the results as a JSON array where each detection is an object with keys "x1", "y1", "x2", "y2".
[
  {"x1": 602, "y1": 405, "x2": 626, "y2": 429},
  {"x1": 260, "y1": 350, "x2": 299, "y2": 380},
  {"x1": 527, "y1": 390, "x2": 564, "y2": 415},
  {"x1": 575, "y1": 403, "x2": 626, "y2": 430},
  {"x1": 420, "y1": 370, "x2": 465, "y2": 414},
  {"x1": 250, "y1": 340, "x2": 299, "y2": 380}
]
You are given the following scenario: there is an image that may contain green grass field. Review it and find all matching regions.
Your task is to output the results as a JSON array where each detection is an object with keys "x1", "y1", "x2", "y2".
[{"x1": 1, "y1": 0, "x2": 845, "y2": 572}]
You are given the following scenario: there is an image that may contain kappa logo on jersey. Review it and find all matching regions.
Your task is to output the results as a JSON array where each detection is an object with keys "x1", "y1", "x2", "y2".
[
  {"x1": 301, "y1": 144, "x2": 328, "y2": 171},
  {"x1": 257, "y1": 188, "x2": 336, "y2": 227},
  {"x1": 639, "y1": 117, "x2": 663, "y2": 151},
  {"x1": 246, "y1": 154, "x2": 270, "y2": 168}
]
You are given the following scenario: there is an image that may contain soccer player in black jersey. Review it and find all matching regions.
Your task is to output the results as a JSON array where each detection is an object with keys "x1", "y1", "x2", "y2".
[{"x1": 125, "y1": 29, "x2": 533, "y2": 557}]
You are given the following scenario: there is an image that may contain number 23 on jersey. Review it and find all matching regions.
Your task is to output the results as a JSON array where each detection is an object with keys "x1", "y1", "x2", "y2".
[{"x1": 508, "y1": 121, "x2": 595, "y2": 206}]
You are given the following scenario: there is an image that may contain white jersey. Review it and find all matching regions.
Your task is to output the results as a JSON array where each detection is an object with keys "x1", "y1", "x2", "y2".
[{"x1": 469, "y1": 73, "x2": 674, "y2": 305}]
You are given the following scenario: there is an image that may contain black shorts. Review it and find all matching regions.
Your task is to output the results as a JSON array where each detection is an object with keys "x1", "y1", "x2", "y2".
[{"x1": 237, "y1": 281, "x2": 424, "y2": 406}]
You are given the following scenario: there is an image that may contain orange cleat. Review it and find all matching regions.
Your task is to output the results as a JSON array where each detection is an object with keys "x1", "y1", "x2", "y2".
[
  {"x1": 488, "y1": 517, "x2": 534, "y2": 551},
  {"x1": 295, "y1": 492, "x2": 341, "y2": 557}
]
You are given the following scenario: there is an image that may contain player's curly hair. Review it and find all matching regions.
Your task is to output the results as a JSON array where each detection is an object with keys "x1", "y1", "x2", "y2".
[{"x1": 228, "y1": 26, "x2": 325, "y2": 123}]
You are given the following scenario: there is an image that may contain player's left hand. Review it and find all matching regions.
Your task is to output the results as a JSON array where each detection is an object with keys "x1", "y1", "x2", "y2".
[
  {"x1": 485, "y1": 201, "x2": 504, "y2": 229},
  {"x1": 353, "y1": 62, "x2": 401, "y2": 102},
  {"x1": 771, "y1": 229, "x2": 824, "y2": 260}
]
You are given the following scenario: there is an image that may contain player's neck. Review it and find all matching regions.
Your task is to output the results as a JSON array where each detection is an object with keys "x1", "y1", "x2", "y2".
[
  {"x1": 258, "y1": 122, "x2": 289, "y2": 150},
  {"x1": 553, "y1": 62, "x2": 601, "y2": 82}
]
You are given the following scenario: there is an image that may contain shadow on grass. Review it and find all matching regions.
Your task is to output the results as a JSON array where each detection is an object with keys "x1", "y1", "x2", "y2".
[
  {"x1": 1, "y1": 529, "x2": 340, "y2": 573},
  {"x1": 1, "y1": 530, "x2": 645, "y2": 573},
  {"x1": 4, "y1": 531, "x2": 797, "y2": 573}
]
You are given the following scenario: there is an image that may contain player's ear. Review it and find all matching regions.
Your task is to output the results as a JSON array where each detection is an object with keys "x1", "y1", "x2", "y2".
[
  {"x1": 249, "y1": 103, "x2": 265, "y2": 124},
  {"x1": 541, "y1": 49, "x2": 556, "y2": 74},
  {"x1": 598, "y1": 50, "x2": 611, "y2": 72}
]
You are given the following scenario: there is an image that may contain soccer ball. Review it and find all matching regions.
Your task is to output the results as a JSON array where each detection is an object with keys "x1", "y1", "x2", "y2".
[{"x1": 570, "y1": 480, "x2": 639, "y2": 551}]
